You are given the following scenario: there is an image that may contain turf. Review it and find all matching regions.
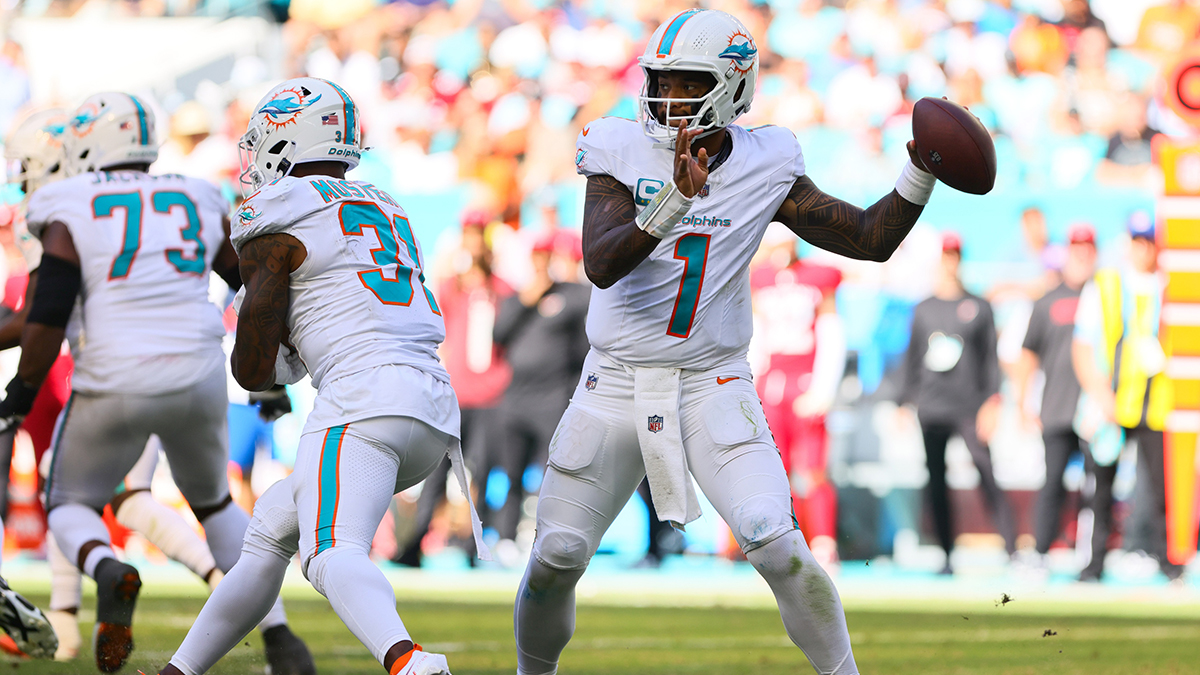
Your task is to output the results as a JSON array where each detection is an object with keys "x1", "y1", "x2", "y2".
[{"x1": 7, "y1": 594, "x2": 1199, "y2": 674}]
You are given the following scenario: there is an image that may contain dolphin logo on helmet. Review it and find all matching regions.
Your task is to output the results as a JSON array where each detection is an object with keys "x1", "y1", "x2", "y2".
[{"x1": 719, "y1": 35, "x2": 757, "y2": 70}]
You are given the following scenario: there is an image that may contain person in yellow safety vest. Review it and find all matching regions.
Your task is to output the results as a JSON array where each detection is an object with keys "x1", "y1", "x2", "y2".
[{"x1": 1072, "y1": 212, "x2": 1180, "y2": 581}]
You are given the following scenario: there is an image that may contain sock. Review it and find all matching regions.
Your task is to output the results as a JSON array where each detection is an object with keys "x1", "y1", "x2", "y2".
[
  {"x1": 170, "y1": 541, "x2": 289, "y2": 675},
  {"x1": 514, "y1": 557, "x2": 584, "y2": 675},
  {"x1": 746, "y1": 531, "x2": 858, "y2": 674},
  {"x1": 48, "y1": 503, "x2": 115, "y2": 578},
  {"x1": 196, "y1": 500, "x2": 251, "y2": 572},
  {"x1": 46, "y1": 533, "x2": 83, "y2": 611},
  {"x1": 115, "y1": 490, "x2": 218, "y2": 580},
  {"x1": 308, "y1": 546, "x2": 410, "y2": 665}
]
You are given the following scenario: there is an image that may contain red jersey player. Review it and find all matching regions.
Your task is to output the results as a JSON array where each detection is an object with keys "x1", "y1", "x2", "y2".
[{"x1": 751, "y1": 223, "x2": 846, "y2": 569}]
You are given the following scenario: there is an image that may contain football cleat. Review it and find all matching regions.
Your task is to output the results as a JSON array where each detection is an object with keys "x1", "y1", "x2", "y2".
[
  {"x1": 92, "y1": 559, "x2": 141, "y2": 672},
  {"x1": 262, "y1": 624, "x2": 316, "y2": 675},
  {"x1": 0, "y1": 575, "x2": 58, "y2": 659},
  {"x1": 391, "y1": 645, "x2": 451, "y2": 675}
]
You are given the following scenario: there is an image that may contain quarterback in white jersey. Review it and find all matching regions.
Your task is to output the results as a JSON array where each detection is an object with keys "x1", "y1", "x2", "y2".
[
  {"x1": 0, "y1": 93, "x2": 313, "y2": 674},
  {"x1": 515, "y1": 9, "x2": 938, "y2": 675},
  {"x1": 157, "y1": 78, "x2": 473, "y2": 675}
]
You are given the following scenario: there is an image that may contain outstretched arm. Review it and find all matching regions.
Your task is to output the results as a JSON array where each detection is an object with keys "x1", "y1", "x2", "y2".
[
  {"x1": 775, "y1": 142, "x2": 930, "y2": 263},
  {"x1": 232, "y1": 233, "x2": 305, "y2": 391}
]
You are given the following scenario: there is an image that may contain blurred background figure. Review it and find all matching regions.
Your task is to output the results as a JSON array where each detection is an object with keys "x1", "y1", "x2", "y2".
[
  {"x1": 490, "y1": 229, "x2": 588, "y2": 566},
  {"x1": 751, "y1": 224, "x2": 846, "y2": 570},
  {"x1": 392, "y1": 210, "x2": 512, "y2": 568},
  {"x1": 1011, "y1": 223, "x2": 1101, "y2": 579},
  {"x1": 899, "y1": 232, "x2": 1016, "y2": 574},
  {"x1": 1072, "y1": 213, "x2": 1180, "y2": 581}
]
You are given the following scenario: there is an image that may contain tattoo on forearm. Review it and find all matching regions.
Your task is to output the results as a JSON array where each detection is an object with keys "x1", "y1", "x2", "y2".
[
  {"x1": 781, "y1": 176, "x2": 924, "y2": 262},
  {"x1": 582, "y1": 175, "x2": 659, "y2": 288},
  {"x1": 233, "y1": 235, "x2": 299, "y2": 388}
]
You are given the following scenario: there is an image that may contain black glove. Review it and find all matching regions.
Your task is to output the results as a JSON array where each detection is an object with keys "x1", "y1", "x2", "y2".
[
  {"x1": 249, "y1": 384, "x2": 292, "y2": 422},
  {"x1": 0, "y1": 377, "x2": 39, "y2": 434}
]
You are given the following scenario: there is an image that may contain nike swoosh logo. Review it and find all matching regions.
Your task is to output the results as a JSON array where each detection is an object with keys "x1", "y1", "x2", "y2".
[
  {"x1": 582, "y1": 126, "x2": 590, "y2": 136},
  {"x1": 716, "y1": 376, "x2": 739, "y2": 385}
]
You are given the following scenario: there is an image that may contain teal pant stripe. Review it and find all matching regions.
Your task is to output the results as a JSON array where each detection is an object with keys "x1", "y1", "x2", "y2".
[{"x1": 315, "y1": 424, "x2": 348, "y2": 555}]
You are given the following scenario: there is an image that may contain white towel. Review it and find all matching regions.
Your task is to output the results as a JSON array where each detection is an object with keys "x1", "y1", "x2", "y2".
[
  {"x1": 633, "y1": 367, "x2": 701, "y2": 529},
  {"x1": 447, "y1": 438, "x2": 493, "y2": 561}
]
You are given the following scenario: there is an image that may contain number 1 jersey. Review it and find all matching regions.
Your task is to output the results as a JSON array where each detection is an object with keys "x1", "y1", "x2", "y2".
[
  {"x1": 231, "y1": 175, "x2": 454, "y2": 435},
  {"x1": 575, "y1": 117, "x2": 806, "y2": 370},
  {"x1": 26, "y1": 171, "x2": 228, "y2": 395}
]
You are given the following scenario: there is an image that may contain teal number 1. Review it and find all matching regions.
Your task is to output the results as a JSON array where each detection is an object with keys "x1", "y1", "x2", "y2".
[
  {"x1": 666, "y1": 233, "x2": 710, "y2": 338},
  {"x1": 96, "y1": 192, "x2": 143, "y2": 279}
]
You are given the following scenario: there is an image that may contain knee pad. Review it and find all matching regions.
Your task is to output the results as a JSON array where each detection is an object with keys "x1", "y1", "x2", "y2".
[
  {"x1": 730, "y1": 495, "x2": 796, "y2": 554},
  {"x1": 531, "y1": 522, "x2": 592, "y2": 572},
  {"x1": 304, "y1": 544, "x2": 365, "y2": 597}
]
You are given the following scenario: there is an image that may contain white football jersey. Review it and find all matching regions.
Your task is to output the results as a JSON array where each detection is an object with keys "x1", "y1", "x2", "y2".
[
  {"x1": 231, "y1": 175, "x2": 456, "y2": 436},
  {"x1": 26, "y1": 171, "x2": 228, "y2": 395},
  {"x1": 575, "y1": 117, "x2": 805, "y2": 369}
]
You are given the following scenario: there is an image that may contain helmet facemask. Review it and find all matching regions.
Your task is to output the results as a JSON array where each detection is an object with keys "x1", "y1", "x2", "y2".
[
  {"x1": 639, "y1": 67, "x2": 727, "y2": 149},
  {"x1": 238, "y1": 124, "x2": 297, "y2": 198}
]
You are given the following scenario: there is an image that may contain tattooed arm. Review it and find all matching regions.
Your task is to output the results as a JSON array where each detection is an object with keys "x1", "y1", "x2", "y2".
[
  {"x1": 583, "y1": 122, "x2": 709, "y2": 289},
  {"x1": 581, "y1": 175, "x2": 661, "y2": 289},
  {"x1": 231, "y1": 233, "x2": 306, "y2": 391},
  {"x1": 776, "y1": 142, "x2": 929, "y2": 262},
  {"x1": 212, "y1": 215, "x2": 243, "y2": 291}
]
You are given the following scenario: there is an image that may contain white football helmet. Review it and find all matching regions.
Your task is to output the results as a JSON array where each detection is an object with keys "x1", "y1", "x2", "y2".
[
  {"x1": 63, "y1": 92, "x2": 159, "y2": 174},
  {"x1": 637, "y1": 9, "x2": 759, "y2": 147},
  {"x1": 239, "y1": 77, "x2": 363, "y2": 197},
  {"x1": 4, "y1": 108, "x2": 68, "y2": 197}
]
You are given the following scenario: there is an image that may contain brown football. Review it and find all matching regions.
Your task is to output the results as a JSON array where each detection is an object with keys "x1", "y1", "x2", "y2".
[{"x1": 912, "y1": 97, "x2": 996, "y2": 195}]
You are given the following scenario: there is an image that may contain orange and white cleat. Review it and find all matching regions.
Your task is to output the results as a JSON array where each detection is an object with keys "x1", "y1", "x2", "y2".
[{"x1": 0, "y1": 576, "x2": 57, "y2": 659}]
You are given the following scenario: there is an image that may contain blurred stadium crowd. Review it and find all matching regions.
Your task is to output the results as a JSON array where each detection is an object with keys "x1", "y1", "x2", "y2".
[{"x1": 0, "y1": 0, "x2": 1196, "y2": 580}]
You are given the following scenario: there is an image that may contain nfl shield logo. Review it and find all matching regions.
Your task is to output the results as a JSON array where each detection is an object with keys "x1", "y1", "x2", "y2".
[
  {"x1": 698, "y1": 184, "x2": 710, "y2": 198},
  {"x1": 648, "y1": 415, "x2": 664, "y2": 433},
  {"x1": 585, "y1": 373, "x2": 598, "y2": 391}
]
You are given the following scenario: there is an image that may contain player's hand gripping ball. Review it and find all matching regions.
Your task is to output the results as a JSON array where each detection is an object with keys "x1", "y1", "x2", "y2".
[{"x1": 912, "y1": 97, "x2": 996, "y2": 195}]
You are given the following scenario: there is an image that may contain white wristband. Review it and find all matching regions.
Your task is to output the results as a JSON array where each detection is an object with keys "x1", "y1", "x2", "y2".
[
  {"x1": 635, "y1": 180, "x2": 693, "y2": 239},
  {"x1": 895, "y1": 160, "x2": 936, "y2": 205}
]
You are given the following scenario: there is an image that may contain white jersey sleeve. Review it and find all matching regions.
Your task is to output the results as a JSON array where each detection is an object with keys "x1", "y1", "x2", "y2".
[
  {"x1": 575, "y1": 117, "x2": 635, "y2": 179},
  {"x1": 231, "y1": 180, "x2": 309, "y2": 254},
  {"x1": 25, "y1": 179, "x2": 74, "y2": 240}
]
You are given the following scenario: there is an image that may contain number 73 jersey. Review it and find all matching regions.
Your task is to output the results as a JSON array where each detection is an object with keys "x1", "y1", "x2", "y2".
[
  {"x1": 231, "y1": 175, "x2": 447, "y2": 392},
  {"x1": 576, "y1": 117, "x2": 806, "y2": 369},
  {"x1": 26, "y1": 171, "x2": 228, "y2": 395}
]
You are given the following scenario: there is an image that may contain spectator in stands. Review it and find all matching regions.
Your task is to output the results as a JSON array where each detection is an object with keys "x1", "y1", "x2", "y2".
[
  {"x1": 1012, "y1": 223, "x2": 1102, "y2": 578},
  {"x1": 1097, "y1": 92, "x2": 1160, "y2": 187},
  {"x1": 392, "y1": 210, "x2": 512, "y2": 567},
  {"x1": 899, "y1": 233, "x2": 1017, "y2": 574},
  {"x1": 491, "y1": 230, "x2": 589, "y2": 566},
  {"x1": 1072, "y1": 214, "x2": 1181, "y2": 581}
]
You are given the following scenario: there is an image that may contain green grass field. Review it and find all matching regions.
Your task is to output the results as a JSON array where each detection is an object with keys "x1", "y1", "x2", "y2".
[{"x1": 8, "y1": 594, "x2": 1199, "y2": 674}]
